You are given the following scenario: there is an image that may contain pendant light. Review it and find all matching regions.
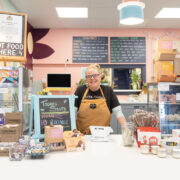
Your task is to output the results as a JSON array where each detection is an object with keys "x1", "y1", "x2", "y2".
[{"x1": 117, "y1": 0, "x2": 145, "y2": 25}]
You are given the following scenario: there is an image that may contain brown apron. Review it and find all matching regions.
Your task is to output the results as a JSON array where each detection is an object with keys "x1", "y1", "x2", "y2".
[{"x1": 76, "y1": 87, "x2": 111, "y2": 134}]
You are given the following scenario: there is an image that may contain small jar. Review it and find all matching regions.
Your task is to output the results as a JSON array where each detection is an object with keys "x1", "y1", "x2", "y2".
[
  {"x1": 172, "y1": 148, "x2": 180, "y2": 159},
  {"x1": 151, "y1": 145, "x2": 159, "y2": 155},
  {"x1": 157, "y1": 147, "x2": 167, "y2": 158},
  {"x1": 9, "y1": 144, "x2": 24, "y2": 161},
  {"x1": 140, "y1": 145, "x2": 149, "y2": 154}
]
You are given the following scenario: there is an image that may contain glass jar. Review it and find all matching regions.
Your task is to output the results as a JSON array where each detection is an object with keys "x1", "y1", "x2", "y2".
[
  {"x1": 122, "y1": 123, "x2": 134, "y2": 146},
  {"x1": 157, "y1": 147, "x2": 167, "y2": 158},
  {"x1": 151, "y1": 145, "x2": 159, "y2": 155},
  {"x1": 9, "y1": 144, "x2": 25, "y2": 161},
  {"x1": 140, "y1": 145, "x2": 149, "y2": 154},
  {"x1": 172, "y1": 148, "x2": 180, "y2": 159}
]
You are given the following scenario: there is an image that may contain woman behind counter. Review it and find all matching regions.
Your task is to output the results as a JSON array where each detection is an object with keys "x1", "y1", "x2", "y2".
[{"x1": 75, "y1": 64, "x2": 127, "y2": 134}]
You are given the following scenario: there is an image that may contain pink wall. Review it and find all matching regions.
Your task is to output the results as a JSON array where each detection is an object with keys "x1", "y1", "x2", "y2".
[{"x1": 33, "y1": 28, "x2": 180, "y2": 93}]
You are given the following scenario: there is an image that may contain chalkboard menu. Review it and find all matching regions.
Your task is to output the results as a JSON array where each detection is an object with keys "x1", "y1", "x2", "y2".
[
  {"x1": 39, "y1": 98, "x2": 71, "y2": 131},
  {"x1": 0, "y1": 12, "x2": 27, "y2": 62},
  {"x1": 29, "y1": 95, "x2": 76, "y2": 139},
  {"x1": 110, "y1": 37, "x2": 146, "y2": 63},
  {"x1": 73, "y1": 36, "x2": 108, "y2": 63}
]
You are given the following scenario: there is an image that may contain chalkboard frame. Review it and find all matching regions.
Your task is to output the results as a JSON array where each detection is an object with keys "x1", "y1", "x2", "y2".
[
  {"x1": 0, "y1": 11, "x2": 27, "y2": 62},
  {"x1": 29, "y1": 95, "x2": 76, "y2": 140}
]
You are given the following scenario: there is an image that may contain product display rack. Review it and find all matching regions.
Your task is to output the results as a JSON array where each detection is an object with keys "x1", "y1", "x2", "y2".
[{"x1": 147, "y1": 82, "x2": 180, "y2": 136}]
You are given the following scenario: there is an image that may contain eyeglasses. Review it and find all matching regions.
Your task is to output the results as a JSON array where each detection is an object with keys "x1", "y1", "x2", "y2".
[{"x1": 86, "y1": 74, "x2": 100, "y2": 79}]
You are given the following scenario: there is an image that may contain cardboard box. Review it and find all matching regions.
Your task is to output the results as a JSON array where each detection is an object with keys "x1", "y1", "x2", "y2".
[
  {"x1": 155, "y1": 40, "x2": 175, "y2": 53},
  {"x1": 45, "y1": 125, "x2": 63, "y2": 144},
  {"x1": 137, "y1": 127, "x2": 161, "y2": 148},
  {"x1": 64, "y1": 136, "x2": 85, "y2": 152},
  {"x1": 157, "y1": 73, "x2": 176, "y2": 82},
  {"x1": 0, "y1": 124, "x2": 21, "y2": 142},
  {"x1": 155, "y1": 52, "x2": 176, "y2": 61},
  {"x1": 63, "y1": 131, "x2": 85, "y2": 152},
  {"x1": 174, "y1": 58, "x2": 180, "y2": 75},
  {"x1": 45, "y1": 125, "x2": 64, "y2": 151},
  {"x1": 5, "y1": 112, "x2": 22, "y2": 124},
  {"x1": 155, "y1": 60, "x2": 174, "y2": 74},
  {"x1": 154, "y1": 60, "x2": 176, "y2": 82}
]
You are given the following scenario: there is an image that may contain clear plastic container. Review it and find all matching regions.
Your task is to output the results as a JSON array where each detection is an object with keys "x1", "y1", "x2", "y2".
[
  {"x1": 157, "y1": 147, "x2": 167, "y2": 158},
  {"x1": 122, "y1": 123, "x2": 134, "y2": 146},
  {"x1": 140, "y1": 145, "x2": 149, "y2": 154},
  {"x1": 9, "y1": 143, "x2": 25, "y2": 161},
  {"x1": 172, "y1": 148, "x2": 180, "y2": 158},
  {"x1": 151, "y1": 145, "x2": 159, "y2": 155}
]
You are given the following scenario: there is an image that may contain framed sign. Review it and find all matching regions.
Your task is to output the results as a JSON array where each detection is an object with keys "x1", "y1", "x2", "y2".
[
  {"x1": 29, "y1": 95, "x2": 77, "y2": 139},
  {"x1": 0, "y1": 12, "x2": 27, "y2": 62}
]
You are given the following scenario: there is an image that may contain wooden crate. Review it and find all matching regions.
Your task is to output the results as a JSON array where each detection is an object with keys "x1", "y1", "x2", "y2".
[
  {"x1": 0, "y1": 147, "x2": 9, "y2": 156},
  {"x1": 0, "y1": 124, "x2": 21, "y2": 142},
  {"x1": 5, "y1": 112, "x2": 22, "y2": 124}
]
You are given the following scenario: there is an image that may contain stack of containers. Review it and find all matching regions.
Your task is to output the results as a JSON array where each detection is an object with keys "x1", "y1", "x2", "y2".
[
  {"x1": 0, "y1": 112, "x2": 22, "y2": 156},
  {"x1": 153, "y1": 40, "x2": 176, "y2": 82}
]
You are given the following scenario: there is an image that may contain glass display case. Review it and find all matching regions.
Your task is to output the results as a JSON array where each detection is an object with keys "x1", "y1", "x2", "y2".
[
  {"x1": 0, "y1": 67, "x2": 32, "y2": 133},
  {"x1": 147, "y1": 82, "x2": 180, "y2": 136},
  {"x1": 0, "y1": 67, "x2": 22, "y2": 113}
]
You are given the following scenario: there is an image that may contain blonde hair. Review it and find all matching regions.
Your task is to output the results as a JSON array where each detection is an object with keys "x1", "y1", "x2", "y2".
[{"x1": 86, "y1": 64, "x2": 105, "y2": 80}]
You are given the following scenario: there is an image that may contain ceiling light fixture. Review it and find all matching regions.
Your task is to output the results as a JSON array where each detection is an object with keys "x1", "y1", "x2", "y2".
[
  {"x1": 155, "y1": 8, "x2": 180, "y2": 18},
  {"x1": 117, "y1": 0, "x2": 145, "y2": 25},
  {"x1": 56, "y1": 7, "x2": 88, "y2": 18}
]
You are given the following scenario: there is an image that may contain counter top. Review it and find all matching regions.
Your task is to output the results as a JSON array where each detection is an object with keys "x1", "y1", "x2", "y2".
[
  {"x1": 119, "y1": 101, "x2": 147, "y2": 104},
  {"x1": 0, "y1": 135, "x2": 179, "y2": 180}
]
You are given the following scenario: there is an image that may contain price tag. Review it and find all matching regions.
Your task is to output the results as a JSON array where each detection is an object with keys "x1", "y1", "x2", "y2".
[{"x1": 90, "y1": 126, "x2": 113, "y2": 137}]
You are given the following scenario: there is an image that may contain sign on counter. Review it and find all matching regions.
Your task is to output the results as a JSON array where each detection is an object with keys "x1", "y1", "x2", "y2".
[
  {"x1": 110, "y1": 37, "x2": 146, "y2": 63},
  {"x1": 29, "y1": 95, "x2": 76, "y2": 139},
  {"x1": 73, "y1": 36, "x2": 108, "y2": 63}
]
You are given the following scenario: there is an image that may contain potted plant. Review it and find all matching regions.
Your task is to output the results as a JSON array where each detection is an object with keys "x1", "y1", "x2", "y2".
[
  {"x1": 130, "y1": 70, "x2": 141, "y2": 90},
  {"x1": 101, "y1": 79, "x2": 109, "y2": 86},
  {"x1": 141, "y1": 82, "x2": 147, "y2": 94}
]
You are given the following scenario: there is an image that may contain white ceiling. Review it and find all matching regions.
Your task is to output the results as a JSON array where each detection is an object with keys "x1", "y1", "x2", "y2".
[{"x1": 9, "y1": 0, "x2": 180, "y2": 29}]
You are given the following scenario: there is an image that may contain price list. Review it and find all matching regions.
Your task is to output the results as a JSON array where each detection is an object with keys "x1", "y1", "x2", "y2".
[
  {"x1": 73, "y1": 36, "x2": 108, "y2": 63},
  {"x1": 110, "y1": 37, "x2": 146, "y2": 63}
]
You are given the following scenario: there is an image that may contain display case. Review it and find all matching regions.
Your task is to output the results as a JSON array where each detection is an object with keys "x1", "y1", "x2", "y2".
[
  {"x1": 147, "y1": 82, "x2": 180, "y2": 136},
  {"x1": 0, "y1": 67, "x2": 22, "y2": 113},
  {"x1": 0, "y1": 67, "x2": 32, "y2": 133}
]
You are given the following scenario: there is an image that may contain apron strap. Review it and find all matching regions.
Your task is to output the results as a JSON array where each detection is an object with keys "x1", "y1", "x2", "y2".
[{"x1": 82, "y1": 86, "x2": 105, "y2": 100}]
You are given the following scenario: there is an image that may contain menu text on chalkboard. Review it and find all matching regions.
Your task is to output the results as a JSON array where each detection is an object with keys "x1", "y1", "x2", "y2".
[
  {"x1": 39, "y1": 98, "x2": 71, "y2": 131},
  {"x1": 110, "y1": 37, "x2": 146, "y2": 63},
  {"x1": 73, "y1": 36, "x2": 108, "y2": 63}
]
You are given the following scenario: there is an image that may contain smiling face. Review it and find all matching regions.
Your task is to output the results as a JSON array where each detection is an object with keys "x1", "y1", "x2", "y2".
[{"x1": 86, "y1": 68, "x2": 102, "y2": 92}]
